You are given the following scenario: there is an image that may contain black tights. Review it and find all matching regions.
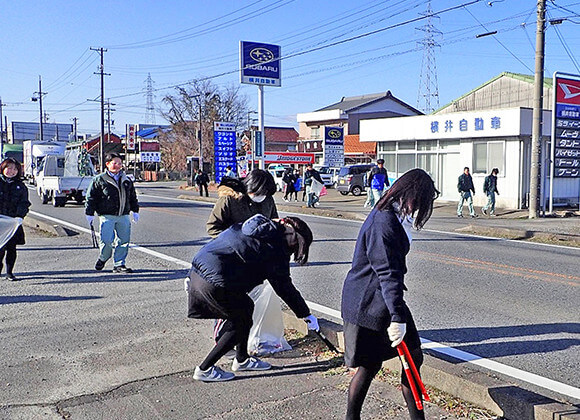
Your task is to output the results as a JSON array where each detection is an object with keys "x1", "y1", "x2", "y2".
[
  {"x1": 346, "y1": 348, "x2": 425, "y2": 420},
  {"x1": 0, "y1": 243, "x2": 17, "y2": 274},
  {"x1": 199, "y1": 319, "x2": 251, "y2": 371}
]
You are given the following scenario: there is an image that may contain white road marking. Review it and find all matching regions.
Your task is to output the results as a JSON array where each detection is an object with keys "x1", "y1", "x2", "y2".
[{"x1": 29, "y1": 209, "x2": 580, "y2": 400}]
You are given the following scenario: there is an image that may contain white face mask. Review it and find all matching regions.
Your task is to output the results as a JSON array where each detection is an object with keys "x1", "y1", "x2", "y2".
[{"x1": 250, "y1": 194, "x2": 266, "y2": 203}]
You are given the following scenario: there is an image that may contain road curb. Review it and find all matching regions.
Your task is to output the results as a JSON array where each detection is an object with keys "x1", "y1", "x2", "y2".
[
  {"x1": 24, "y1": 214, "x2": 77, "y2": 237},
  {"x1": 282, "y1": 310, "x2": 580, "y2": 420}
]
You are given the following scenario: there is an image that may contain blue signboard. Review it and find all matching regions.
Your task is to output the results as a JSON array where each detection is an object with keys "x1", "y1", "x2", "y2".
[
  {"x1": 323, "y1": 126, "x2": 344, "y2": 167},
  {"x1": 213, "y1": 122, "x2": 237, "y2": 184},
  {"x1": 253, "y1": 130, "x2": 263, "y2": 158},
  {"x1": 240, "y1": 41, "x2": 281, "y2": 87}
]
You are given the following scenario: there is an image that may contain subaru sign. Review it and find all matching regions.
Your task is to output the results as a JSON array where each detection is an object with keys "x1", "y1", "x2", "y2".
[
  {"x1": 240, "y1": 41, "x2": 281, "y2": 87},
  {"x1": 323, "y1": 126, "x2": 344, "y2": 168}
]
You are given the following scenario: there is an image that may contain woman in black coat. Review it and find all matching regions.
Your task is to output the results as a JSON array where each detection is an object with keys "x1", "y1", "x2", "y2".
[
  {"x1": 0, "y1": 158, "x2": 31, "y2": 281},
  {"x1": 341, "y1": 169, "x2": 439, "y2": 420}
]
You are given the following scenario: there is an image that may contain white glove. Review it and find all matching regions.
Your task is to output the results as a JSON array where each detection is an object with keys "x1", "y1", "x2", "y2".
[
  {"x1": 387, "y1": 322, "x2": 406, "y2": 347},
  {"x1": 86, "y1": 215, "x2": 95, "y2": 225},
  {"x1": 132, "y1": 212, "x2": 140, "y2": 223},
  {"x1": 184, "y1": 276, "x2": 191, "y2": 293},
  {"x1": 14, "y1": 217, "x2": 23, "y2": 225},
  {"x1": 304, "y1": 314, "x2": 320, "y2": 332}
]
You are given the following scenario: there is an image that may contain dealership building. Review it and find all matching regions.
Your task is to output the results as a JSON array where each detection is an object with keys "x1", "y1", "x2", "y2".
[{"x1": 360, "y1": 72, "x2": 579, "y2": 210}]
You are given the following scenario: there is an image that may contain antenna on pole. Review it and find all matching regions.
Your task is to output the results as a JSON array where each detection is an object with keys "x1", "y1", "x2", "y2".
[
  {"x1": 416, "y1": 0, "x2": 441, "y2": 114},
  {"x1": 144, "y1": 73, "x2": 156, "y2": 124}
]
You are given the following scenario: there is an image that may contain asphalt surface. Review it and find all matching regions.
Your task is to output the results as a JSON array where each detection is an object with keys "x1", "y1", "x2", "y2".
[{"x1": 2, "y1": 181, "x2": 579, "y2": 419}]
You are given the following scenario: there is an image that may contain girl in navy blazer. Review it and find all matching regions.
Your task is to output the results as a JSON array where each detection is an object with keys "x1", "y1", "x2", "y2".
[{"x1": 341, "y1": 169, "x2": 439, "y2": 420}]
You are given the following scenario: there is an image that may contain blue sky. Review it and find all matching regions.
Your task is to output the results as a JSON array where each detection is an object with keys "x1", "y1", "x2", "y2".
[{"x1": 1, "y1": 0, "x2": 579, "y2": 135}]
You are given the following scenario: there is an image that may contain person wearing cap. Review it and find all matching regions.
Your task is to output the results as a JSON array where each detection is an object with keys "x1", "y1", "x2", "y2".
[
  {"x1": 186, "y1": 214, "x2": 320, "y2": 382},
  {"x1": 366, "y1": 159, "x2": 390, "y2": 208}
]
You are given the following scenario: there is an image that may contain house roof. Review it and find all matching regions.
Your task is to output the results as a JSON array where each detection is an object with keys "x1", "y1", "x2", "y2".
[
  {"x1": 264, "y1": 126, "x2": 298, "y2": 143},
  {"x1": 345, "y1": 134, "x2": 376, "y2": 154},
  {"x1": 434, "y1": 72, "x2": 554, "y2": 114},
  {"x1": 317, "y1": 91, "x2": 422, "y2": 115},
  {"x1": 136, "y1": 127, "x2": 168, "y2": 139}
]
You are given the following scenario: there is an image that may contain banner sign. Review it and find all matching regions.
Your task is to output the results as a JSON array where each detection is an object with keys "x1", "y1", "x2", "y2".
[
  {"x1": 140, "y1": 151, "x2": 161, "y2": 162},
  {"x1": 126, "y1": 124, "x2": 136, "y2": 151},
  {"x1": 253, "y1": 130, "x2": 263, "y2": 158},
  {"x1": 262, "y1": 152, "x2": 315, "y2": 165},
  {"x1": 553, "y1": 75, "x2": 580, "y2": 177},
  {"x1": 323, "y1": 126, "x2": 344, "y2": 168},
  {"x1": 214, "y1": 121, "x2": 237, "y2": 183},
  {"x1": 240, "y1": 41, "x2": 281, "y2": 87}
]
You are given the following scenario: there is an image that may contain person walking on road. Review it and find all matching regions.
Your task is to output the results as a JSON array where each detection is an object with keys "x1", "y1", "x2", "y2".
[
  {"x1": 457, "y1": 166, "x2": 477, "y2": 218},
  {"x1": 186, "y1": 214, "x2": 320, "y2": 382},
  {"x1": 367, "y1": 159, "x2": 390, "y2": 208},
  {"x1": 482, "y1": 168, "x2": 499, "y2": 216},
  {"x1": 282, "y1": 168, "x2": 296, "y2": 202},
  {"x1": 85, "y1": 153, "x2": 140, "y2": 273},
  {"x1": 224, "y1": 165, "x2": 236, "y2": 178},
  {"x1": 0, "y1": 158, "x2": 31, "y2": 281},
  {"x1": 341, "y1": 168, "x2": 439, "y2": 420},
  {"x1": 304, "y1": 163, "x2": 323, "y2": 208},
  {"x1": 292, "y1": 169, "x2": 301, "y2": 202},
  {"x1": 194, "y1": 169, "x2": 210, "y2": 197}
]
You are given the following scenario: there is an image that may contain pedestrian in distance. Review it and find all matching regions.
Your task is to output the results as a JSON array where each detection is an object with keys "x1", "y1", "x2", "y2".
[
  {"x1": 282, "y1": 168, "x2": 296, "y2": 202},
  {"x1": 367, "y1": 158, "x2": 390, "y2": 208},
  {"x1": 85, "y1": 153, "x2": 139, "y2": 273},
  {"x1": 457, "y1": 166, "x2": 477, "y2": 218},
  {"x1": 186, "y1": 214, "x2": 320, "y2": 382},
  {"x1": 194, "y1": 169, "x2": 210, "y2": 197},
  {"x1": 482, "y1": 168, "x2": 499, "y2": 216},
  {"x1": 363, "y1": 168, "x2": 374, "y2": 209},
  {"x1": 292, "y1": 169, "x2": 301, "y2": 202},
  {"x1": 303, "y1": 163, "x2": 324, "y2": 208},
  {"x1": 341, "y1": 168, "x2": 439, "y2": 420},
  {"x1": 0, "y1": 158, "x2": 31, "y2": 281},
  {"x1": 224, "y1": 165, "x2": 236, "y2": 178}
]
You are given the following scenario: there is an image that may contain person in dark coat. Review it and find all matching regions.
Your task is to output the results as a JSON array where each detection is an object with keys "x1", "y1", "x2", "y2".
[
  {"x1": 303, "y1": 164, "x2": 323, "y2": 208},
  {"x1": 457, "y1": 166, "x2": 476, "y2": 218},
  {"x1": 0, "y1": 158, "x2": 31, "y2": 281},
  {"x1": 194, "y1": 169, "x2": 210, "y2": 197},
  {"x1": 482, "y1": 168, "x2": 499, "y2": 216},
  {"x1": 282, "y1": 168, "x2": 296, "y2": 202},
  {"x1": 187, "y1": 214, "x2": 320, "y2": 382},
  {"x1": 341, "y1": 169, "x2": 439, "y2": 420}
]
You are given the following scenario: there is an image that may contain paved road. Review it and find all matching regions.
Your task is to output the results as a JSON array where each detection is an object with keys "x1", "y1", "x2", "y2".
[{"x1": 26, "y1": 183, "x2": 580, "y2": 401}]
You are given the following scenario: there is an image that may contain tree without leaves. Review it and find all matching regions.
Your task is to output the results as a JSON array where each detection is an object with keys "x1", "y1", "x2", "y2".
[{"x1": 160, "y1": 80, "x2": 250, "y2": 172}]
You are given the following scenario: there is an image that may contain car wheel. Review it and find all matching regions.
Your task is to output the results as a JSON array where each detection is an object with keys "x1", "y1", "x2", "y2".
[
  {"x1": 339, "y1": 191, "x2": 349, "y2": 196},
  {"x1": 351, "y1": 186, "x2": 363, "y2": 196}
]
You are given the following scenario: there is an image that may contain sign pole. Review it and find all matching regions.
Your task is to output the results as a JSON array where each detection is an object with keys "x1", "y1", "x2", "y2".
[{"x1": 258, "y1": 85, "x2": 265, "y2": 170}]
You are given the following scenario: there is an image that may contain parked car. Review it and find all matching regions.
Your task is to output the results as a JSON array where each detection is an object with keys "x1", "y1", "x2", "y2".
[
  {"x1": 267, "y1": 164, "x2": 291, "y2": 192},
  {"x1": 313, "y1": 165, "x2": 341, "y2": 188},
  {"x1": 335, "y1": 164, "x2": 375, "y2": 196}
]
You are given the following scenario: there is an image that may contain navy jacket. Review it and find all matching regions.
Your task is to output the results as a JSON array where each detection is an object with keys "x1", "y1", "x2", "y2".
[
  {"x1": 341, "y1": 208, "x2": 410, "y2": 331},
  {"x1": 191, "y1": 214, "x2": 310, "y2": 318},
  {"x1": 368, "y1": 167, "x2": 390, "y2": 190}
]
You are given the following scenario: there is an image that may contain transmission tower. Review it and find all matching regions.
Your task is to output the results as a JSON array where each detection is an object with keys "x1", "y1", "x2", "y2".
[
  {"x1": 416, "y1": 0, "x2": 441, "y2": 114},
  {"x1": 144, "y1": 73, "x2": 156, "y2": 124}
]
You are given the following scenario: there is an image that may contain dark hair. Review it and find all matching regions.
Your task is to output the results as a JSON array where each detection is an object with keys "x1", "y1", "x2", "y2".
[
  {"x1": 491, "y1": 168, "x2": 499, "y2": 175},
  {"x1": 281, "y1": 216, "x2": 313, "y2": 265},
  {"x1": 377, "y1": 159, "x2": 385, "y2": 164},
  {"x1": 464, "y1": 167, "x2": 470, "y2": 171},
  {"x1": 105, "y1": 152, "x2": 122, "y2": 163},
  {"x1": 243, "y1": 169, "x2": 276, "y2": 196},
  {"x1": 0, "y1": 158, "x2": 23, "y2": 178},
  {"x1": 375, "y1": 168, "x2": 439, "y2": 230}
]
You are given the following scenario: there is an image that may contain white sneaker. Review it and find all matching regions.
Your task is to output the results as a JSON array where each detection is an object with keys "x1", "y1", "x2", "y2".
[
  {"x1": 193, "y1": 365, "x2": 235, "y2": 382},
  {"x1": 232, "y1": 356, "x2": 272, "y2": 372}
]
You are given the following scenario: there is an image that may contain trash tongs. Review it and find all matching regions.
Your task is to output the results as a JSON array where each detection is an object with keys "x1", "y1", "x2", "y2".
[
  {"x1": 396, "y1": 341, "x2": 430, "y2": 410},
  {"x1": 90, "y1": 223, "x2": 98, "y2": 248}
]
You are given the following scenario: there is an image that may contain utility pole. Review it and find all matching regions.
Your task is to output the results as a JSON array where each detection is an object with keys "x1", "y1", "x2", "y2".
[
  {"x1": 105, "y1": 100, "x2": 115, "y2": 144},
  {"x1": 0, "y1": 97, "x2": 5, "y2": 157},
  {"x1": 529, "y1": 0, "x2": 546, "y2": 218},
  {"x1": 33, "y1": 76, "x2": 47, "y2": 141},
  {"x1": 72, "y1": 117, "x2": 78, "y2": 141},
  {"x1": 91, "y1": 47, "x2": 108, "y2": 172}
]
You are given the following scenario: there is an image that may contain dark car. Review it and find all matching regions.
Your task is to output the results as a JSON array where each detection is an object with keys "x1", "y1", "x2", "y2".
[{"x1": 335, "y1": 164, "x2": 375, "y2": 196}]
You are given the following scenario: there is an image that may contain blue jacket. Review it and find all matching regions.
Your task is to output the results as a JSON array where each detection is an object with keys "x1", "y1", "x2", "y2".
[
  {"x1": 191, "y1": 214, "x2": 310, "y2": 318},
  {"x1": 341, "y1": 208, "x2": 410, "y2": 331},
  {"x1": 368, "y1": 167, "x2": 389, "y2": 190}
]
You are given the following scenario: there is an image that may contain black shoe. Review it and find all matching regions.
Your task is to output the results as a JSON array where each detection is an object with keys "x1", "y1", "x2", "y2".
[
  {"x1": 481, "y1": 208, "x2": 487, "y2": 216},
  {"x1": 471, "y1": 214, "x2": 479, "y2": 218},
  {"x1": 95, "y1": 259, "x2": 106, "y2": 271},
  {"x1": 6, "y1": 273, "x2": 17, "y2": 281},
  {"x1": 457, "y1": 214, "x2": 463, "y2": 218},
  {"x1": 113, "y1": 265, "x2": 133, "y2": 273}
]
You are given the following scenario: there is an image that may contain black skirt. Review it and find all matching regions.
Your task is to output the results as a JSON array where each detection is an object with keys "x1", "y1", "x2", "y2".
[
  {"x1": 343, "y1": 304, "x2": 421, "y2": 368},
  {"x1": 3, "y1": 225, "x2": 25, "y2": 248}
]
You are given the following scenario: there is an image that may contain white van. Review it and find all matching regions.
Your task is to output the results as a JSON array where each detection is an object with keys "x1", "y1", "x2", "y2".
[
  {"x1": 313, "y1": 165, "x2": 340, "y2": 188},
  {"x1": 267, "y1": 164, "x2": 291, "y2": 192}
]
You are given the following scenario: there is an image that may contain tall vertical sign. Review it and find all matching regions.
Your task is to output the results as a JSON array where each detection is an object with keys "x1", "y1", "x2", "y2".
[
  {"x1": 214, "y1": 122, "x2": 237, "y2": 184},
  {"x1": 323, "y1": 126, "x2": 344, "y2": 168},
  {"x1": 126, "y1": 124, "x2": 136, "y2": 150}
]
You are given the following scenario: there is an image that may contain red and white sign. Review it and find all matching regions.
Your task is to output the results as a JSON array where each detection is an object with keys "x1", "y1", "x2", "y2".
[
  {"x1": 126, "y1": 124, "x2": 136, "y2": 150},
  {"x1": 262, "y1": 152, "x2": 315, "y2": 165},
  {"x1": 556, "y1": 78, "x2": 580, "y2": 105}
]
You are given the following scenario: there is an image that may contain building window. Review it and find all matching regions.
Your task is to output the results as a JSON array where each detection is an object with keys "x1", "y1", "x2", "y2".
[
  {"x1": 380, "y1": 154, "x2": 396, "y2": 173},
  {"x1": 473, "y1": 141, "x2": 504, "y2": 174},
  {"x1": 439, "y1": 139, "x2": 460, "y2": 150},
  {"x1": 398, "y1": 154, "x2": 416, "y2": 174},
  {"x1": 417, "y1": 153, "x2": 437, "y2": 179},
  {"x1": 311, "y1": 126, "x2": 320, "y2": 139},
  {"x1": 379, "y1": 142, "x2": 396, "y2": 152},
  {"x1": 306, "y1": 143, "x2": 310, "y2": 150},
  {"x1": 418, "y1": 140, "x2": 437, "y2": 151},
  {"x1": 398, "y1": 141, "x2": 416, "y2": 150},
  {"x1": 313, "y1": 142, "x2": 318, "y2": 149}
]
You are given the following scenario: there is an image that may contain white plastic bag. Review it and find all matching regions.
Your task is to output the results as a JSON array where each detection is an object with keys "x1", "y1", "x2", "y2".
[
  {"x1": 0, "y1": 215, "x2": 22, "y2": 249},
  {"x1": 247, "y1": 281, "x2": 291, "y2": 356},
  {"x1": 310, "y1": 178, "x2": 324, "y2": 196}
]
